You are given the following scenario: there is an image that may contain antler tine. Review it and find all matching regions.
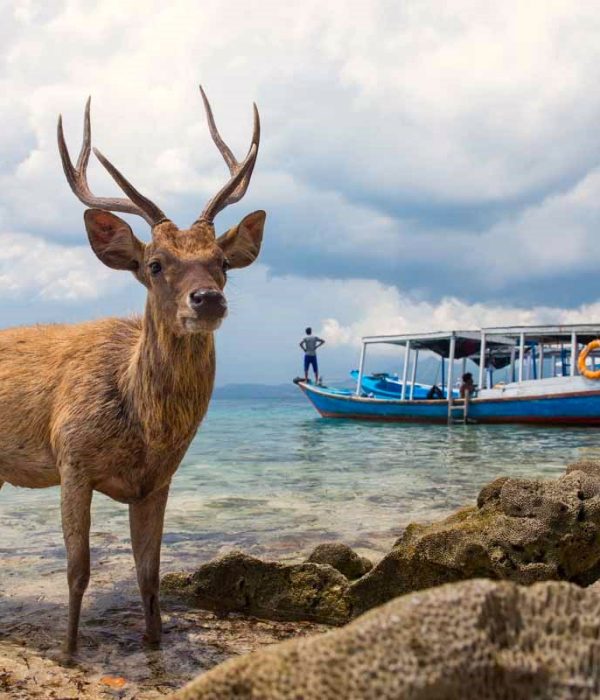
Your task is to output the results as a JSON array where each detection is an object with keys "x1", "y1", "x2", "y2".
[
  {"x1": 57, "y1": 98, "x2": 167, "y2": 227},
  {"x1": 75, "y1": 96, "x2": 92, "y2": 173},
  {"x1": 197, "y1": 86, "x2": 261, "y2": 223},
  {"x1": 93, "y1": 148, "x2": 168, "y2": 226},
  {"x1": 199, "y1": 85, "x2": 237, "y2": 172}
]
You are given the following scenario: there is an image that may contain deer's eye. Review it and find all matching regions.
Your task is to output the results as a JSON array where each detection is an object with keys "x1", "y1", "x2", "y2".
[
  {"x1": 222, "y1": 258, "x2": 231, "y2": 273},
  {"x1": 149, "y1": 260, "x2": 162, "y2": 275}
]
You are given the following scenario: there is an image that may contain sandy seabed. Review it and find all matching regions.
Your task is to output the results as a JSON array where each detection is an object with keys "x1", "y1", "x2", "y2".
[{"x1": 0, "y1": 542, "x2": 325, "y2": 699}]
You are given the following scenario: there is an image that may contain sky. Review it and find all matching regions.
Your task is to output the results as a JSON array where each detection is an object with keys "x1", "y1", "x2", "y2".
[{"x1": 2, "y1": 0, "x2": 600, "y2": 384}]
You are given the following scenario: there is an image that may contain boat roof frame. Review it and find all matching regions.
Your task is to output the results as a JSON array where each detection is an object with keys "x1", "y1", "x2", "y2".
[
  {"x1": 361, "y1": 329, "x2": 515, "y2": 347},
  {"x1": 483, "y1": 323, "x2": 600, "y2": 342},
  {"x1": 362, "y1": 323, "x2": 600, "y2": 347}
]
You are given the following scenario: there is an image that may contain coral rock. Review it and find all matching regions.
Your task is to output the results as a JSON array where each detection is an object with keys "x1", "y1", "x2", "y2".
[
  {"x1": 351, "y1": 468, "x2": 600, "y2": 613},
  {"x1": 306, "y1": 543, "x2": 372, "y2": 580},
  {"x1": 172, "y1": 579, "x2": 600, "y2": 699},
  {"x1": 161, "y1": 551, "x2": 351, "y2": 625},
  {"x1": 566, "y1": 459, "x2": 600, "y2": 480}
]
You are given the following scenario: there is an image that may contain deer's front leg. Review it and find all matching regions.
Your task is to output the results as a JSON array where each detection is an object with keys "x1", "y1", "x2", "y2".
[
  {"x1": 60, "y1": 467, "x2": 92, "y2": 656},
  {"x1": 129, "y1": 483, "x2": 170, "y2": 647}
]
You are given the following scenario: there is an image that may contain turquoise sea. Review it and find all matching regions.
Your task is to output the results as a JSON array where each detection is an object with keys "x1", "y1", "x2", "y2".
[
  {"x1": 2, "y1": 395, "x2": 600, "y2": 576},
  {"x1": 3, "y1": 394, "x2": 600, "y2": 691}
]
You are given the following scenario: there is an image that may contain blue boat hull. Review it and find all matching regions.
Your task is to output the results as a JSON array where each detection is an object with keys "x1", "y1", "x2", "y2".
[{"x1": 299, "y1": 383, "x2": 600, "y2": 425}]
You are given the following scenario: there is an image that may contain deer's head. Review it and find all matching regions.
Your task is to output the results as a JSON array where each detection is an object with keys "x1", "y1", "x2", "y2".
[{"x1": 58, "y1": 87, "x2": 265, "y2": 335}]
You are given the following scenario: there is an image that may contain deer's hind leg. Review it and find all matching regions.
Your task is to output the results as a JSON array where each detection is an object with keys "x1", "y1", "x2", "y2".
[
  {"x1": 129, "y1": 483, "x2": 170, "y2": 647},
  {"x1": 60, "y1": 466, "x2": 93, "y2": 655}
]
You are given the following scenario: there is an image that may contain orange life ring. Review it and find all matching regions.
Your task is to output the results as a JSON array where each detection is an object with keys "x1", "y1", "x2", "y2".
[{"x1": 578, "y1": 339, "x2": 600, "y2": 379}]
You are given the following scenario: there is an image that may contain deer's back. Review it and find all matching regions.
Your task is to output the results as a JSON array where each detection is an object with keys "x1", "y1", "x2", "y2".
[{"x1": 0, "y1": 317, "x2": 142, "y2": 489}]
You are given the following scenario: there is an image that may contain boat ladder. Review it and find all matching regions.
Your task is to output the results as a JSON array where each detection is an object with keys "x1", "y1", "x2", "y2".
[{"x1": 448, "y1": 400, "x2": 475, "y2": 424}]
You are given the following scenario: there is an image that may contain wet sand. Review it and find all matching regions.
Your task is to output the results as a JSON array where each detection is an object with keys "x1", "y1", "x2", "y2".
[
  {"x1": 0, "y1": 540, "x2": 327, "y2": 698},
  {"x1": 0, "y1": 478, "x2": 390, "y2": 698}
]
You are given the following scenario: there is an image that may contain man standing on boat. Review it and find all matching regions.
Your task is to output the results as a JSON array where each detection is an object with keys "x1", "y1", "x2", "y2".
[{"x1": 300, "y1": 327, "x2": 325, "y2": 383}]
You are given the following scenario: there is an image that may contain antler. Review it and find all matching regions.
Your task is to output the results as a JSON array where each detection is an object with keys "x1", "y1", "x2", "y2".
[
  {"x1": 57, "y1": 97, "x2": 168, "y2": 227},
  {"x1": 197, "y1": 85, "x2": 260, "y2": 224}
]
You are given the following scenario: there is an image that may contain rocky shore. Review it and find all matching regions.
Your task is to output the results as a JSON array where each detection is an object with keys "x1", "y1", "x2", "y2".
[
  {"x1": 162, "y1": 459, "x2": 600, "y2": 625},
  {"x1": 4, "y1": 459, "x2": 600, "y2": 698},
  {"x1": 174, "y1": 579, "x2": 600, "y2": 699}
]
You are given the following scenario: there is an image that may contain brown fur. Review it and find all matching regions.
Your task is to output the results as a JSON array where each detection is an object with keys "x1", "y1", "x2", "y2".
[{"x1": 0, "y1": 210, "x2": 266, "y2": 654}]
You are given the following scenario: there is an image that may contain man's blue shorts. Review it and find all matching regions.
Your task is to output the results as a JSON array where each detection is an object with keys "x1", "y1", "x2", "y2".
[{"x1": 304, "y1": 354, "x2": 318, "y2": 374}]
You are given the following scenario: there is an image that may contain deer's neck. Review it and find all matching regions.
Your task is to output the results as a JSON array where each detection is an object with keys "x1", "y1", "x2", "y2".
[{"x1": 124, "y1": 301, "x2": 216, "y2": 449}]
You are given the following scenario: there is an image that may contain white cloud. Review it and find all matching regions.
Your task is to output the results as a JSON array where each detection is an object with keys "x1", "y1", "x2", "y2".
[
  {"x1": 321, "y1": 284, "x2": 600, "y2": 353},
  {"x1": 2, "y1": 1, "x2": 600, "y2": 230},
  {"x1": 216, "y1": 264, "x2": 600, "y2": 382},
  {"x1": 0, "y1": 243, "x2": 598, "y2": 383},
  {"x1": 2, "y1": 0, "x2": 600, "y2": 380},
  {"x1": 0, "y1": 232, "x2": 127, "y2": 300}
]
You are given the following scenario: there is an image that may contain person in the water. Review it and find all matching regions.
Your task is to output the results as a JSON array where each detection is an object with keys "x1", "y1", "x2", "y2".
[{"x1": 300, "y1": 327, "x2": 325, "y2": 382}]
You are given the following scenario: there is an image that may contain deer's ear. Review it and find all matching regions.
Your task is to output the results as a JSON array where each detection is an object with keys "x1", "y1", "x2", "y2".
[
  {"x1": 217, "y1": 210, "x2": 265, "y2": 269},
  {"x1": 84, "y1": 209, "x2": 145, "y2": 276}
]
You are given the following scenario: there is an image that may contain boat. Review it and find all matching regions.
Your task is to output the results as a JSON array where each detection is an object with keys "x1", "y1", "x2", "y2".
[
  {"x1": 349, "y1": 370, "x2": 457, "y2": 399},
  {"x1": 296, "y1": 324, "x2": 600, "y2": 425}
]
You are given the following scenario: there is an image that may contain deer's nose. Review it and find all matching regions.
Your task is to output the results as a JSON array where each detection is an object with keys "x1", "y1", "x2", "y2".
[{"x1": 189, "y1": 288, "x2": 227, "y2": 312}]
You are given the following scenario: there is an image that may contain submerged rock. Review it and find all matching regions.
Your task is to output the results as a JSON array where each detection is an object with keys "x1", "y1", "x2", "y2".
[
  {"x1": 164, "y1": 464, "x2": 600, "y2": 627},
  {"x1": 305, "y1": 543, "x2": 372, "y2": 580},
  {"x1": 351, "y1": 466, "x2": 600, "y2": 613},
  {"x1": 172, "y1": 578, "x2": 600, "y2": 699},
  {"x1": 162, "y1": 551, "x2": 352, "y2": 625}
]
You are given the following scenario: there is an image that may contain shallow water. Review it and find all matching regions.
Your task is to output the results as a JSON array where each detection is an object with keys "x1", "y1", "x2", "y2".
[
  {"x1": 3, "y1": 397, "x2": 600, "y2": 566},
  {"x1": 2, "y1": 396, "x2": 600, "y2": 695}
]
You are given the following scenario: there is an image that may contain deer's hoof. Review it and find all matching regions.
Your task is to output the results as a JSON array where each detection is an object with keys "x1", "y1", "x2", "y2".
[
  {"x1": 142, "y1": 632, "x2": 162, "y2": 649},
  {"x1": 56, "y1": 646, "x2": 79, "y2": 667}
]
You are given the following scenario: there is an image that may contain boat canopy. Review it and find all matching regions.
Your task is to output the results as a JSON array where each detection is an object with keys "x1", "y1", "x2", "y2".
[
  {"x1": 361, "y1": 330, "x2": 515, "y2": 359},
  {"x1": 483, "y1": 324, "x2": 600, "y2": 346},
  {"x1": 355, "y1": 324, "x2": 600, "y2": 401}
]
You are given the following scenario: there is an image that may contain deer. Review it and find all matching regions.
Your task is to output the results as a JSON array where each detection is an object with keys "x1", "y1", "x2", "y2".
[{"x1": 0, "y1": 86, "x2": 265, "y2": 656}]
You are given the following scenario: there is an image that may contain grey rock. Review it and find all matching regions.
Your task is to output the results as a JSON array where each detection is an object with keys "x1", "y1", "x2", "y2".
[
  {"x1": 306, "y1": 543, "x2": 373, "y2": 580},
  {"x1": 476, "y1": 475, "x2": 509, "y2": 508},
  {"x1": 351, "y1": 468, "x2": 600, "y2": 614},
  {"x1": 164, "y1": 466, "x2": 600, "y2": 628},
  {"x1": 162, "y1": 551, "x2": 351, "y2": 625}
]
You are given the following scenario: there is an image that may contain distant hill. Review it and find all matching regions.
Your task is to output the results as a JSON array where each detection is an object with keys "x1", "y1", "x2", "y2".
[{"x1": 212, "y1": 382, "x2": 301, "y2": 399}]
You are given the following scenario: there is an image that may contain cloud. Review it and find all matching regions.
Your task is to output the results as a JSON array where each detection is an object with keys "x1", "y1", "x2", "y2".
[
  {"x1": 2, "y1": 3, "x2": 600, "y2": 271},
  {"x1": 216, "y1": 264, "x2": 600, "y2": 382},
  {"x1": 321, "y1": 287, "x2": 600, "y2": 352},
  {"x1": 0, "y1": 231, "x2": 127, "y2": 300},
  {"x1": 2, "y1": 0, "x2": 600, "y2": 382},
  {"x1": 0, "y1": 239, "x2": 599, "y2": 384}
]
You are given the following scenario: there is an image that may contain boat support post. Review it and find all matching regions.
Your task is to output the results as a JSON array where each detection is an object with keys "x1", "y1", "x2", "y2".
[
  {"x1": 356, "y1": 342, "x2": 366, "y2": 396},
  {"x1": 447, "y1": 334, "x2": 456, "y2": 422},
  {"x1": 518, "y1": 332, "x2": 525, "y2": 382},
  {"x1": 478, "y1": 331, "x2": 486, "y2": 390},
  {"x1": 409, "y1": 349, "x2": 419, "y2": 400},
  {"x1": 401, "y1": 341, "x2": 411, "y2": 401},
  {"x1": 510, "y1": 346, "x2": 516, "y2": 383},
  {"x1": 571, "y1": 332, "x2": 578, "y2": 376}
]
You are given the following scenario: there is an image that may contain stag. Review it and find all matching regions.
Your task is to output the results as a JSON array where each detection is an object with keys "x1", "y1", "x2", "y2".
[{"x1": 0, "y1": 86, "x2": 265, "y2": 654}]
